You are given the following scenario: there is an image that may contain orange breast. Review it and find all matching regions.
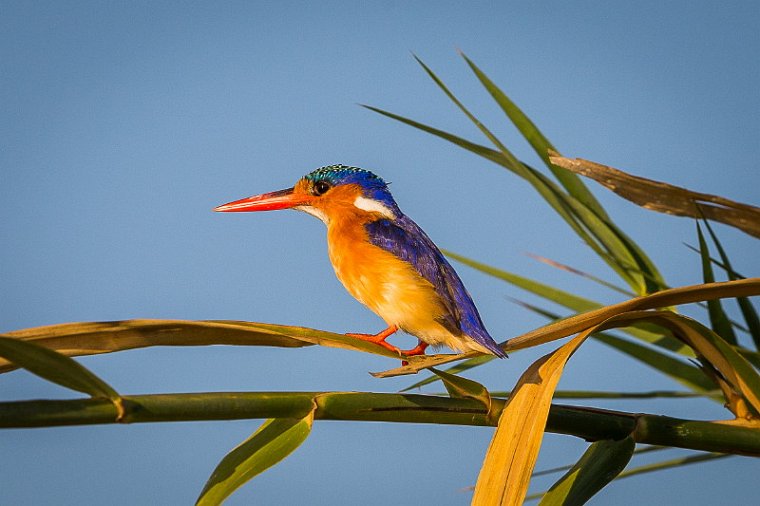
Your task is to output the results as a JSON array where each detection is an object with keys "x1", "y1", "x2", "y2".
[{"x1": 325, "y1": 212, "x2": 457, "y2": 346}]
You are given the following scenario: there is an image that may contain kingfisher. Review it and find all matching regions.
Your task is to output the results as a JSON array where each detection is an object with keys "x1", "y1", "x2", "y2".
[{"x1": 214, "y1": 165, "x2": 506, "y2": 360}]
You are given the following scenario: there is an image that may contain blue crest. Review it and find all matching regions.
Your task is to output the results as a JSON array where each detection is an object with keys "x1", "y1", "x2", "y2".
[{"x1": 304, "y1": 165, "x2": 398, "y2": 211}]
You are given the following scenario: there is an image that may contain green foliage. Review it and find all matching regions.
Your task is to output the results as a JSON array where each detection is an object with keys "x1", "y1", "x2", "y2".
[
  {"x1": 197, "y1": 415, "x2": 314, "y2": 506},
  {"x1": 1, "y1": 54, "x2": 758, "y2": 504},
  {"x1": 430, "y1": 367, "x2": 493, "y2": 417},
  {"x1": 698, "y1": 223, "x2": 738, "y2": 344},
  {"x1": 539, "y1": 437, "x2": 635, "y2": 506},
  {"x1": 0, "y1": 336, "x2": 124, "y2": 419},
  {"x1": 702, "y1": 218, "x2": 760, "y2": 347}
]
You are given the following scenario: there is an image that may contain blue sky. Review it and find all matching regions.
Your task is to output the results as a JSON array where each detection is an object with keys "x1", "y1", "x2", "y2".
[{"x1": 1, "y1": 1, "x2": 758, "y2": 504}]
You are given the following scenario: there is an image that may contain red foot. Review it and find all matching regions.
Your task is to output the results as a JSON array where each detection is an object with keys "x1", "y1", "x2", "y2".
[
  {"x1": 401, "y1": 341, "x2": 429, "y2": 366},
  {"x1": 346, "y1": 326, "x2": 429, "y2": 364},
  {"x1": 347, "y1": 325, "x2": 400, "y2": 353}
]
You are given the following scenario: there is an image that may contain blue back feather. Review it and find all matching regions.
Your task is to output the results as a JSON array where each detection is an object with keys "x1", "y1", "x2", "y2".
[
  {"x1": 365, "y1": 215, "x2": 505, "y2": 357},
  {"x1": 305, "y1": 165, "x2": 504, "y2": 357}
]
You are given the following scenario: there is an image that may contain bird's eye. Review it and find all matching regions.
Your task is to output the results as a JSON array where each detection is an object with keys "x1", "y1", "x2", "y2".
[{"x1": 313, "y1": 181, "x2": 331, "y2": 196}]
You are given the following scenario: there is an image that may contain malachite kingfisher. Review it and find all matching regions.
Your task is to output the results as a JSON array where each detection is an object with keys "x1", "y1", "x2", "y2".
[{"x1": 214, "y1": 165, "x2": 506, "y2": 360}]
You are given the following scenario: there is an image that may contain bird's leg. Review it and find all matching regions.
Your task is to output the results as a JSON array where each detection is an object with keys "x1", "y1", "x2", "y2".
[
  {"x1": 346, "y1": 327, "x2": 429, "y2": 364},
  {"x1": 346, "y1": 325, "x2": 400, "y2": 352},
  {"x1": 400, "y1": 340, "x2": 429, "y2": 366},
  {"x1": 401, "y1": 340, "x2": 429, "y2": 357}
]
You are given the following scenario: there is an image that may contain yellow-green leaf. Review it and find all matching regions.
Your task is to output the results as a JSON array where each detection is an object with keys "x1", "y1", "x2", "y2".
[
  {"x1": 697, "y1": 223, "x2": 738, "y2": 344},
  {"x1": 472, "y1": 329, "x2": 592, "y2": 505},
  {"x1": 400, "y1": 355, "x2": 495, "y2": 391},
  {"x1": 367, "y1": 69, "x2": 656, "y2": 293},
  {"x1": 444, "y1": 253, "x2": 688, "y2": 357},
  {"x1": 443, "y1": 250, "x2": 601, "y2": 313},
  {"x1": 638, "y1": 312, "x2": 760, "y2": 417},
  {"x1": 612, "y1": 452, "x2": 729, "y2": 482},
  {"x1": 527, "y1": 451, "x2": 729, "y2": 501},
  {"x1": 196, "y1": 412, "x2": 314, "y2": 506},
  {"x1": 378, "y1": 278, "x2": 760, "y2": 377},
  {"x1": 702, "y1": 218, "x2": 760, "y2": 348},
  {"x1": 459, "y1": 52, "x2": 606, "y2": 220},
  {"x1": 0, "y1": 336, "x2": 123, "y2": 418},
  {"x1": 506, "y1": 297, "x2": 711, "y2": 392},
  {"x1": 0, "y1": 320, "x2": 311, "y2": 373},
  {"x1": 0, "y1": 319, "x2": 407, "y2": 374},
  {"x1": 445, "y1": 252, "x2": 686, "y2": 354},
  {"x1": 471, "y1": 308, "x2": 743, "y2": 505},
  {"x1": 538, "y1": 437, "x2": 635, "y2": 506},
  {"x1": 592, "y1": 333, "x2": 716, "y2": 393},
  {"x1": 429, "y1": 367, "x2": 492, "y2": 414}
]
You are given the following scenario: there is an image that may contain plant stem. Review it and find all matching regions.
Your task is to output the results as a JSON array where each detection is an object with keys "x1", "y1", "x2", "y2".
[{"x1": 1, "y1": 392, "x2": 758, "y2": 456}]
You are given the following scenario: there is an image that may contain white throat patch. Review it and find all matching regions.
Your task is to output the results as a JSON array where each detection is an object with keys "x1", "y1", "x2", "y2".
[
  {"x1": 353, "y1": 196, "x2": 395, "y2": 219},
  {"x1": 294, "y1": 205, "x2": 329, "y2": 225}
]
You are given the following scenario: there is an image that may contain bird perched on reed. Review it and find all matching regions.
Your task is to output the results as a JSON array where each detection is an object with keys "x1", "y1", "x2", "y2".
[{"x1": 215, "y1": 165, "x2": 506, "y2": 360}]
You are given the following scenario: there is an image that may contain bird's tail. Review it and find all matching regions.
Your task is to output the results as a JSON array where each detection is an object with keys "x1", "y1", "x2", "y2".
[{"x1": 467, "y1": 333, "x2": 507, "y2": 358}]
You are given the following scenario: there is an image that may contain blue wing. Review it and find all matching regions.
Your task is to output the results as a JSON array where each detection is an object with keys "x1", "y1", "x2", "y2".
[{"x1": 365, "y1": 216, "x2": 506, "y2": 357}]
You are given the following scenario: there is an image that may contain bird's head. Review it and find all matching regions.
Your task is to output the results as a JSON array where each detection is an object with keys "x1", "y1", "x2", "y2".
[{"x1": 214, "y1": 165, "x2": 399, "y2": 224}]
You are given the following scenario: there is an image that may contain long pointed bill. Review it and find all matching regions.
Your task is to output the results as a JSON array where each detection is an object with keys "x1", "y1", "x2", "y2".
[{"x1": 214, "y1": 188, "x2": 306, "y2": 212}]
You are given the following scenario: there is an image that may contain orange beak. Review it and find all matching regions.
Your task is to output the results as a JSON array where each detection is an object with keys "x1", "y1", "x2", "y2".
[{"x1": 213, "y1": 188, "x2": 308, "y2": 212}]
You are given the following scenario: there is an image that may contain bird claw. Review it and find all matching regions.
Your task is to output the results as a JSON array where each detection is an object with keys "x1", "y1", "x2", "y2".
[
  {"x1": 346, "y1": 326, "x2": 429, "y2": 363},
  {"x1": 346, "y1": 333, "x2": 400, "y2": 353},
  {"x1": 399, "y1": 341, "x2": 429, "y2": 366}
]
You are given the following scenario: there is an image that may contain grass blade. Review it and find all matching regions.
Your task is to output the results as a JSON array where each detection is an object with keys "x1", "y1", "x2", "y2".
[
  {"x1": 498, "y1": 390, "x2": 718, "y2": 400},
  {"x1": 0, "y1": 320, "x2": 310, "y2": 373},
  {"x1": 683, "y1": 243, "x2": 747, "y2": 279},
  {"x1": 697, "y1": 223, "x2": 738, "y2": 344},
  {"x1": 472, "y1": 329, "x2": 594, "y2": 505},
  {"x1": 644, "y1": 313, "x2": 760, "y2": 417},
  {"x1": 459, "y1": 52, "x2": 608, "y2": 220},
  {"x1": 366, "y1": 100, "x2": 655, "y2": 293},
  {"x1": 506, "y1": 308, "x2": 760, "y2": 418},
  {"x1": 411, "y1": 54, "x2": 529, "y2": 178},
  {"x1": 0, "y1": 336, "x2": 124, "y2": 418},
  {"x1": 0, "y1": 319, "x2": 407, "y2": 374},
  {"x1": 559, "y1": 190, "x2": 665, "y2": 294},
  {"x1": 612, "y1": 452, "x2": 730, "y2": 481},
  {"x1": 538, "y1": 436, "x2": 635, "y2": 506},
  {"x1": 505, "y1": 301, "x2": 716, "y2": 393},
  {"x1": 526, "y1": 253, "x2": 633, "y2": 297},
  {"x1": 360, "y1": 104, "x2": 506, "y2": 165},
  {"x1": 196, "y1": 413, "x2": 314, "y2": 506},
  {"x1": 401, "y1": 355, "x2": 495, "y2": 391},
  {"x1": 501, "y1": 280, "x2": 760, "y2": 353},
  {"x1": 429, "y1": 367, "x2": 492, "y2": 414},
  {"x1": 528, "y1": 452, "x2": 730, "y2": 501},
  {"x1": 0, "y1": 337, "x2": 119, "y2": 399},
  {"x1": 532, "y1": 445, "x2": 663, "y2": 480},
  {"x1": 446, "y1": 252, "x2": 687, "y2": 353},
  {"x1": 378, "y1": 278, "x2": 760, "y2": 377},
  {"x1": 444, "y1": 250, "x2": 600, "y2": 312},
  {"x1": 593, "y1": 333, "x2": 716, "y2": 393},
  {"x1": 702, "y1": 219, "x2": 760, "y2": 349},
  {"x1": 549, "y1": 154, "x2": 760, "y2": 239},
  {"x1": 413, "y1": 56, "x2": 662, "y2": 294}
]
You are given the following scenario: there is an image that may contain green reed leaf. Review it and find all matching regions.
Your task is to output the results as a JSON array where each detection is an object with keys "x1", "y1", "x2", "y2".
[
  {"x1": 197, "y1": 412, "x2": 314, "y2": 506},
  {"x1": 697, "y1": 223, "x2": 738, "y2": 344},
  {"x1": 460, "y1": 52, "x2": 608, "y2": 220},
  {"x1": 539, "y1": 437, "x2": 635, "y2": 506}
]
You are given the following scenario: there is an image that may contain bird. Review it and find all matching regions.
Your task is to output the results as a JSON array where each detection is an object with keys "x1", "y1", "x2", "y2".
[{"x1": 214, "y1": 164, "x2": 506, "y2": 360}]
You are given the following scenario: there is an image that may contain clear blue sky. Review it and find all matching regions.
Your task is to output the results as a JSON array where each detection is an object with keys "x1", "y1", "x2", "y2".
[{"x1": 1, "y1": 1, "x2": 758, "y2": 504}]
